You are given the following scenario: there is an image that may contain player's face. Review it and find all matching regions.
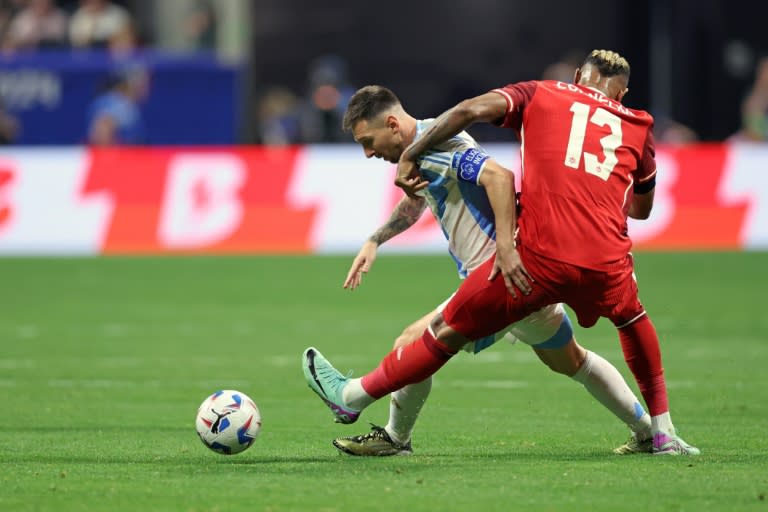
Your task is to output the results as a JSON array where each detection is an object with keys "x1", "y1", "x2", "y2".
[{"x1": 352, "y1": 117, "x2": 404, "y2": 163}]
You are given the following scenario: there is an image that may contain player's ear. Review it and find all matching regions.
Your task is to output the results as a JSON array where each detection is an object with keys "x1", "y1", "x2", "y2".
[
  {"x1": 386, "y1": 115, "x2": 400, "y2": 133},
  {"x1": 617, "y1": 87, "x2": 628, "y2": 102},
  {"x1": 573, "y1": 68, "x2": 581, "y2": 84}
]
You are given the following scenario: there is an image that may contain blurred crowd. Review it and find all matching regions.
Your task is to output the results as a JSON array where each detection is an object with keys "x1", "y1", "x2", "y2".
[
  {"x1": 0, "y1": 3, "x2": 767, "y2": 146},
  {"x1": 0, "y1": 0, "x2": 219, "y2": 145},
  {"x1": 254, "y1": 50, "x2": 768, "y2": 146},
  {"x1": 255, "y1": 52, "x2": 706, "y2": 147},
  {"x1": 0, "y1": 0, "x2": 217, "y2": 54},
  {"x1": 0, "y1": 0, "x2": 135, "y2": 53},
  {"x1": 255, "y1": 55, "x2": 355, "y2": 145},
  {"x1": 0, "y1": 0, "x2": 146, "y2": 145}
]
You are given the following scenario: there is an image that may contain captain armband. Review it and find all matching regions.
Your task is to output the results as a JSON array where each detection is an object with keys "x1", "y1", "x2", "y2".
[{"x1": 452, "y1": 148, "x2": 489, "y2": 184}]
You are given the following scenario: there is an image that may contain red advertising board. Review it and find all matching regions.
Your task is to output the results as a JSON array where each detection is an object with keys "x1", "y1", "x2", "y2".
[{"x1": 0, "y1": 143, "x2": 765, "y2": 255}]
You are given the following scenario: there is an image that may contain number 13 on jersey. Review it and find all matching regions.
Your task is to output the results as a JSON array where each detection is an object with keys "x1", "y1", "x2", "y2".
[{"x1": 564, "y1": 101, "x2": 623, "y2": 181}]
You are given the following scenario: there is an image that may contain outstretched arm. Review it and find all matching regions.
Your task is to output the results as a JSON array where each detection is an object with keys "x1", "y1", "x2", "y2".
[
  {"x1": 479, "y1": 159, "x2": 532, "y2": 296},
  {"x1": 395, "y1": 92, "x2": 508, "y2": 195},
  {"x1": 369, "y1": 195, "x2": 428, "y2": 246},
  {"x1": 343, "y1": 195, "x2": 428, "y2": 290}
]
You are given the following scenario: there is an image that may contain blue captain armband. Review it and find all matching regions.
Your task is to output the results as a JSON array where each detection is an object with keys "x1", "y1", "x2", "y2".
[{"x1": 452, "y1": 148, "x2": 489, "y2": 184}]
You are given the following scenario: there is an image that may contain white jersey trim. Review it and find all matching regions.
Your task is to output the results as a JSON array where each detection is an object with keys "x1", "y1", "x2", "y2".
[
  {"x1": 615, "y1": 311, "x2": 647, "y2": 329},
  {"x1": 491, "y1": 88, "x2": 514, "y2": 115}
]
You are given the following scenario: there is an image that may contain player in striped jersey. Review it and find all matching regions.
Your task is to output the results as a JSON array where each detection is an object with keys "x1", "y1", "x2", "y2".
[
  {"x1": 319, "y1": 85, "x2": 652, "y2": 456},
  {"x1": 312, "y1": 50, "x2": 698, "y2": 456}
]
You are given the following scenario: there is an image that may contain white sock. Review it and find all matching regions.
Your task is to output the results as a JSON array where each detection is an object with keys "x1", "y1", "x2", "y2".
[
  {"x1": 651, "y1": 412, "x2": 675, "y2": 436},
  {"x1": 341, "y1": 377, "x2": 376, "y2": 411},
  {"x1": 385, "y1": 378, "x2": 432, "y2": 445},
  {"x1": 571, "y1": 350, "x2": 652, "y2": 440}
]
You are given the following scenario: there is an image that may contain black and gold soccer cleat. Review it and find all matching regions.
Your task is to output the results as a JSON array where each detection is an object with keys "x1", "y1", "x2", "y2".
[{"x1": 333, "y1": 424, "x2": 413, "y2": 456}]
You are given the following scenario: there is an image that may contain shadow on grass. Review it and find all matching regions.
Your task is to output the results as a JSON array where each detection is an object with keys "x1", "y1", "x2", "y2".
[
  {"x1": 0, "y1": 454, "x2": 335, "y2": 465},
  {"x1": 0, "y1": 447, "x2": 603, "y2": 467},
  {"x1": 0, "y1": 426, "x2": 190, "y2": 433},
  {"x1": 421, "y1": 449, "x2": 766, "y2": 466},
  {"x1": 3, "y1": 442, "x2": 751, "y2": 467}
]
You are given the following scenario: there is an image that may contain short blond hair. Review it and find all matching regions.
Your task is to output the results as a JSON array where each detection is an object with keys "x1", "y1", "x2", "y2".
[{"x1": 583, "y1": 49, "x2": 630, "y2": 79}]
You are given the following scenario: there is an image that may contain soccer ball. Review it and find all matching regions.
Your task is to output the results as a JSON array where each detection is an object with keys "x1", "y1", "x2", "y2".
[{"x1": 195, "y1": 390, "x2": 262, "y2": 455}]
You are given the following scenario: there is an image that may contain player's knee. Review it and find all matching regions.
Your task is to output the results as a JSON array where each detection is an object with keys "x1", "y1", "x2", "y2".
[
  {"x1": 429, "y1": 313, "x2": 466, "y2": 351},
  {"x1": 530, "y1": 314, "x2": 583, "y2": 376},
  {"x1": 393, "y1": 330, "x2": 415, "y2": 349},
  {"x1": 534, "y1": 339, "x2": 585, "y2": 376},
  {"x1": 534, "y1": 349, "x2": 569, "y2": 375},
  {"x1": 394, "y1": 316, "x2": 434, "y2": 349},
  {"x1": 529, "y1": 313, "x2": 573, "y2": 351}
]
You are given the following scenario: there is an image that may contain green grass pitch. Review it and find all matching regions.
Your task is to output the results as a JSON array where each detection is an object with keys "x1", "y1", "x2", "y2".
[{"x1": 0, "y1": 252, "x2": 766, "y2": 511}]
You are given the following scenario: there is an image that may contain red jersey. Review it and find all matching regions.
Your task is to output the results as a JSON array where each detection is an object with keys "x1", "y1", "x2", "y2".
[{"x1": 492, "y1": 80, "x2": 656, "y2": 270}]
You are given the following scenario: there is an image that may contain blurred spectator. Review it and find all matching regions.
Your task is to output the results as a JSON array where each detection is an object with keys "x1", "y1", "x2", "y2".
[
  {"x1": 87, "y1": 64, "x2": 147, "y2": 145},
  {"x1": 741, "y1": 56, "x2": 768, "y2": 141},
  {"x1": 0, "y1": 0, "x2": 25, "y2": 46},
  {"x1": 654, "y1": 116, "x2": 698, "y2": 145},
  {"x1": 2, "y1": 0, "x2": 68, "y2": 51},
  {"x1": 300, "y1": 54, "x2": 355, "y2": 143},
  {"x1": 182, "y1": 0, "x2": 215, "y2": 51},
  {"x1": 0, "y1": 96, "x2": 19, "y2": 144},
  {"x1": 541, "y1": 49, "x2": 584, "y2": 83},
  {"x1": 256, "y1": 87, "x2": 301, "y2": 145},
  {"x1": 69, "y1": 0, "x2": 130, "y2": 49},
  {"x1": 107, "y1": 18, "x2": 138, "y2": 55}
]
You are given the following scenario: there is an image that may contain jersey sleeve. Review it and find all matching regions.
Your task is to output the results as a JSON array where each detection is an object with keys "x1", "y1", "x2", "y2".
[
  {"x1": 490, "y1": 80, "x2": 539, "y2": 130},
  {"x1": 417, "y1": 149, "x2": 455, "y2": 178},
  {"x1": 633, "y1": 125, "x2": 657, "y2": 194},
  {"x1": 418, "y1": 146, "x2": 490, "y2": 186}
]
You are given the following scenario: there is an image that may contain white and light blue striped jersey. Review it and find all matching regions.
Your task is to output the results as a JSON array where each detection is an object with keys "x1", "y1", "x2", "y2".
[{"x1": 414, "y1": 119, "x2": 498, "y2": 278}]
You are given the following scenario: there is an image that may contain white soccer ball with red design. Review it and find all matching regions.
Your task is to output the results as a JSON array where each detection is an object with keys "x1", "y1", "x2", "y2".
[{"x1": 195, "y1": 390, "x2": 262, "y2": 455}]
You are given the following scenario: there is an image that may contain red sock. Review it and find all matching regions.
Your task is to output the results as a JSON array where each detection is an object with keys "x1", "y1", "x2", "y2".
[
  {"x1": 618, "y1": 315, "x2": 669, "y2": 416},
  {"x1": 361, "y1": 328, "x2": 457, "y2": 399}
]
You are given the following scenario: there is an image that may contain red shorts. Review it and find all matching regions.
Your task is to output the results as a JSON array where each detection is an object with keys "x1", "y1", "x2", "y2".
[{"x1": 442, "y1": 244, "x2": 645, "y2": 340}]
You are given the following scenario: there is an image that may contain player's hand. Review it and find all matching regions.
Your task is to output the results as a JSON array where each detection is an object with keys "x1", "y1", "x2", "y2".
[
  {"x1": 395, "y1": 157, "x2": 428, "y2": 198},
  {"x1": 488, "y1": 247, "x2": 533, "y2": 298},
  {"x1": 343, "y1": 240, "x2": 378, "y2": 290}
]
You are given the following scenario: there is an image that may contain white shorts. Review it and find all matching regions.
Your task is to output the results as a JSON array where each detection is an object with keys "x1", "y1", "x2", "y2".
[{"x1": 435, "y1": 295, "x2": 569, "y2": 353}]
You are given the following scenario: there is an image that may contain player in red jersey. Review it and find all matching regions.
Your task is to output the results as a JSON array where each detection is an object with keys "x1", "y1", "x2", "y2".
[{"x1": 302, "y1": 50, "x2": 699, "y2": 455}]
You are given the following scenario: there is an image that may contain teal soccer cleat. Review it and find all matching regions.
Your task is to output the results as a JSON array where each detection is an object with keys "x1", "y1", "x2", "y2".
[{"x1": 302, "y1": 347, "x2": 360, "y2": 424}]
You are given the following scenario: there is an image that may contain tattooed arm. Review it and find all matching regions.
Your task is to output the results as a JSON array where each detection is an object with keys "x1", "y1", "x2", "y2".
[
  {"x1": 369, "y1": 195, "x2": 428, "y2": 245},
  {"x1": 343, "y1": 195, "x2": 428, "y2": 289}
]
